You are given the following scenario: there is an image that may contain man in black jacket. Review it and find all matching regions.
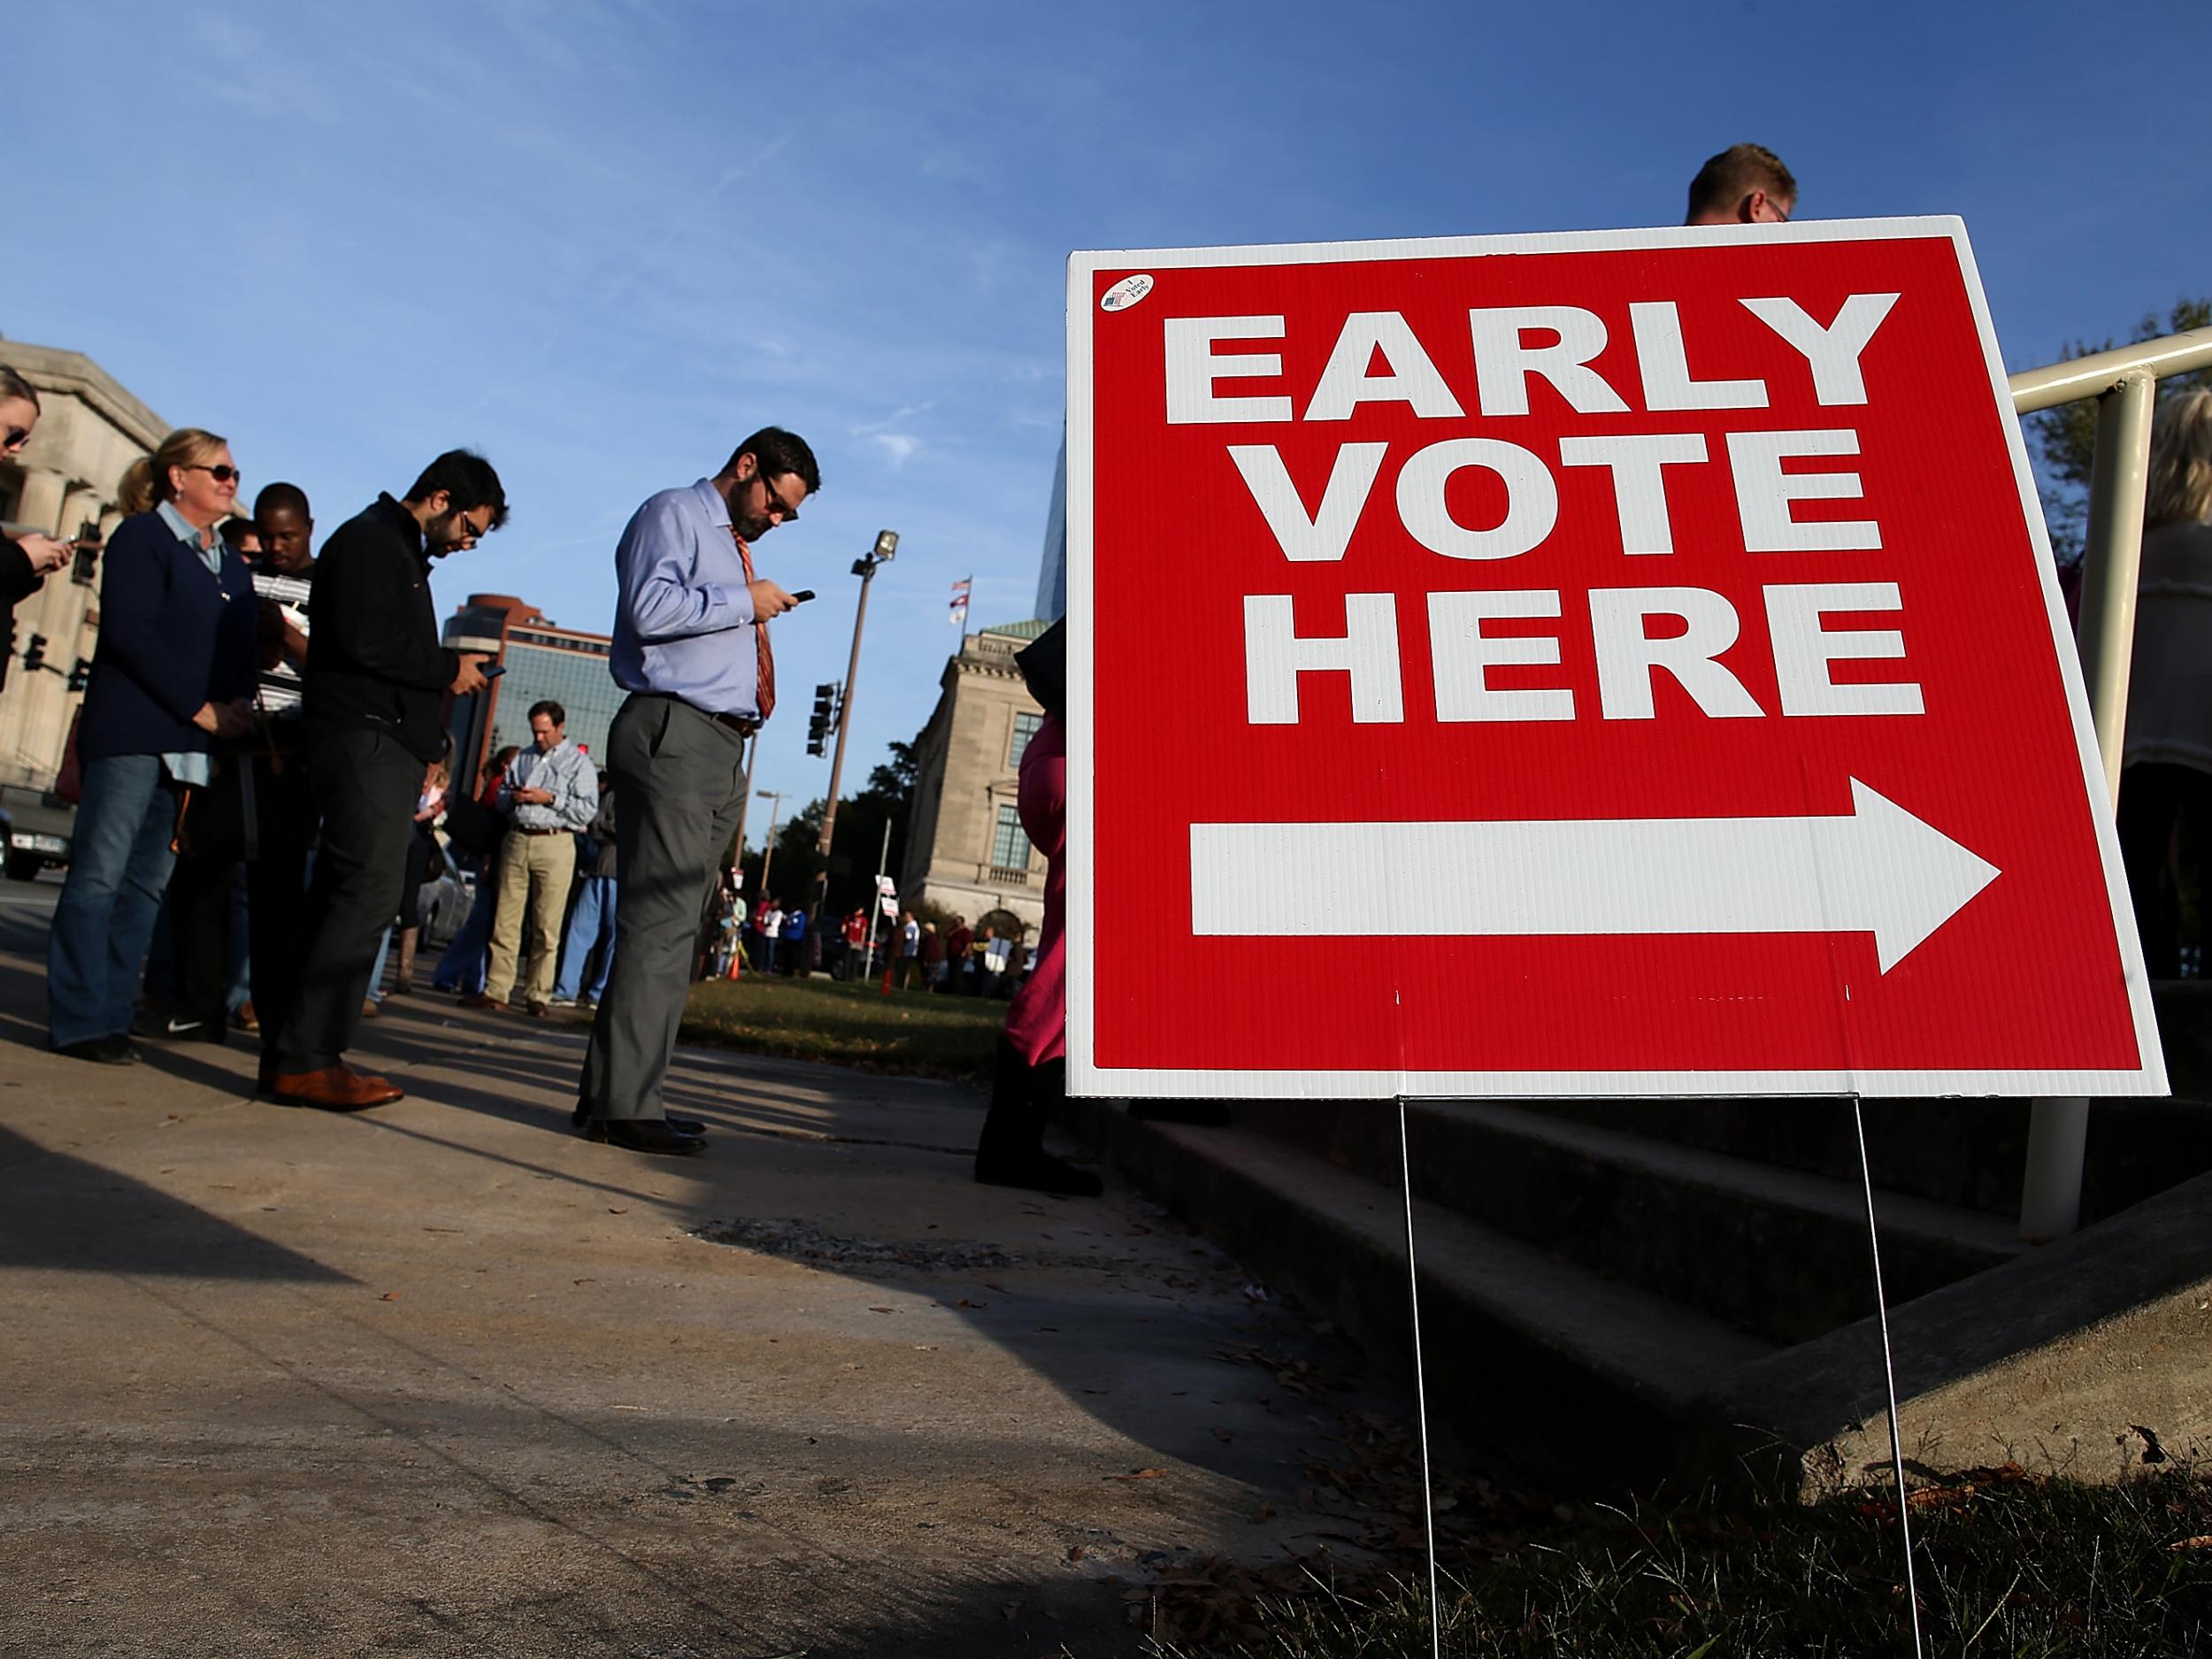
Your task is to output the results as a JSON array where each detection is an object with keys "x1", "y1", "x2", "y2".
[{"x1": 262, "y1": 451, "x2": 501, "y2": 1110}]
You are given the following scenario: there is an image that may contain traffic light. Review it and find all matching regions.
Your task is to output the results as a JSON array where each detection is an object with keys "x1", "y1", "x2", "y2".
[
  {"x1": 66, "y1": 657, "x2": 89, "y2": 694},
  {"x1": 806, "y1": 682, "x2": 838, "y2": 757},
  {"x1": 21, "y1": 633, "x2": 47, "y2": 673}
]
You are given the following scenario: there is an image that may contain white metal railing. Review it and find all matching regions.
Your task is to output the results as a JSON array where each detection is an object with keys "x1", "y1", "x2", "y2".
[{"x1": 2008, "y1": 326, "x2": 2212, "y2": 1240}]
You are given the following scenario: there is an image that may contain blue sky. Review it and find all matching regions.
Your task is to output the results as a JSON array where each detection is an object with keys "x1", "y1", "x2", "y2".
[{"x1": 12, "y1": 0, "x2": 2207, "y2": 843}]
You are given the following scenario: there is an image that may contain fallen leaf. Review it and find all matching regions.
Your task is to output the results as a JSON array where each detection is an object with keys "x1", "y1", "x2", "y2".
[
  {"x1": 1251, "y1": 1502, "x2": 1274, "y2": 1523},
  {"x1": 1107, "y1": 1468, "x2": 1167, "y2": 1481},
  {"x1": 608, "y1": 1206, "x2": 630, "y2": 1215},
  {"x1": 1066, "y1": 1544, "x2": 1087, "y2": 1561},
  {"x1": 379, "y1": 1291, "x2": 401, "y2": 1302},
  {"x1": 956, "y1": 1297, "x2": 987, "y2": 1309},
  {"x1": 573, "y1": 1278, "x2": 595, "y2": 1286},
  {"x1": 1213, "y1": 1427, "x2": 1233, "y2": 1443},
  {"x1": 2173, "y1": 1535, "x2": 2212, "y2": 1551},
  {"x1": 868, "y1": 1306, "x2": 894, "y2": 1314}
]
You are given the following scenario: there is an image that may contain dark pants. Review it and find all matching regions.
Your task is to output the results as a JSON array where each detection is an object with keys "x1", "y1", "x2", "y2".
[
  {"x1": 248, "y1": 749, "x2": 320, "y2": 1046},
  {"x1": 267, "y1": 727, "x2": 421, "y2": 1073},
  {"x1": 580, "y1": 695, "x2": 748, "y2": 1121},
  {"x1": 2118, "y1": 761, "x2": 2212, "y2": 979}
]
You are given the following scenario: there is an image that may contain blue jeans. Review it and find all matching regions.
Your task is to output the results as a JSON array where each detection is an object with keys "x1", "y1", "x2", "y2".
[
  {"x1": 49, "y1": 755, "x2": 179, "y2": 1048},
  {"x1": 553, "y1": 875, "x2": 617, "y2": 1001},
  {"x1": 434, "y1": 870, "x2": 496, "y2": 994}
]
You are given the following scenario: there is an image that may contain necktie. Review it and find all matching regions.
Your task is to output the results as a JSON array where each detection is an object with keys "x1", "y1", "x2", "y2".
[{"x1": 731, "y1": 529, "x2": 776, "y2": 723}]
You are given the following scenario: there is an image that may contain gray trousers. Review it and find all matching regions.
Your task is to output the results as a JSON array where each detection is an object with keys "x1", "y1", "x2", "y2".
[{"x1": 580, "y1": 695, "x2": 748, "y2": 1121}]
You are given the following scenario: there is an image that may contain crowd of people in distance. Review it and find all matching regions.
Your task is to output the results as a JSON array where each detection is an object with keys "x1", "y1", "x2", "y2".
[{"x1": 0, "y1": 396, "x2": 1091, "y2": 1190}]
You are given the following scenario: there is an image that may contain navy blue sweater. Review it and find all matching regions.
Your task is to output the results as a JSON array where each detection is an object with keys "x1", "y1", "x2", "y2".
[{"x1": 78, "y1": 511, "x2": 259, "y2": 764}]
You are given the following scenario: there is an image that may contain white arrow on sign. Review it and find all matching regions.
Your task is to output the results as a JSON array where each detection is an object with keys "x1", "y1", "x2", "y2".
[{"x1": 1189, "y1": 778, "x2": 2001, "y2": 973}]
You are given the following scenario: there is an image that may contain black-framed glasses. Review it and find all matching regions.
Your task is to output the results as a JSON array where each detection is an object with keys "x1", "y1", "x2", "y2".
[
  {"x1": 3, "y1": 426, "x2": 29, "y2": 451},
  {"x1": 457, "y1": 509, "x2": 491, "y2": 542},
  {"x1": 756, "y1": 472, "x2": 803, "y2": 523},
  {"x1": 188, "y1": 464, "x2": 244, "y2": 484}
]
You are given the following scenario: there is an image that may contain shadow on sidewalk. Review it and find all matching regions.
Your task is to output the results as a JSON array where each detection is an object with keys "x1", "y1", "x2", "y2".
[{"x1": 0, "y1": 1122, "x2": 351, "y2": 1282}]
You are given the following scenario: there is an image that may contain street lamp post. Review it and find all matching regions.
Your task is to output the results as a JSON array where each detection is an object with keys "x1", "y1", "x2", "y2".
[{"x1": 810, "y1": 530, "x2": 899, "y2": 945}]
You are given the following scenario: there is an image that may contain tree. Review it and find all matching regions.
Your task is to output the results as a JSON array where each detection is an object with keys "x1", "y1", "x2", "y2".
[{"x1": 2029, "y1": 296, "x2": 2211, "y2": 566}]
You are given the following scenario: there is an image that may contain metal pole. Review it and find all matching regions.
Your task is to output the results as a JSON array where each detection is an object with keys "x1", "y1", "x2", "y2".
[
  {"x1": 728, "y1": 733, "x2": 758, "y2": 879},
  {"x1": 863, "y1": 816, "x2": 893, "y2": 981},
  {"x1": 2020, "y1": 370, "x2": 2158, "y2": 1243},
  {"x1": 756, "y1": 790, "x2": 786, "y2": 901},
  {"x1": 811, "y1": 552, "x2": 879, "y2": 922}
]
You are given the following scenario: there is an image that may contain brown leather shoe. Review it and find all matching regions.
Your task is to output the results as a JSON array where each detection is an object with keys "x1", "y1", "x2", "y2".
[
  {"x1": 268, "y1": 1065, "x2": 404, "y2": 1111},
  {"x1": 526, "y1": 1000, "x2": 549, "y2": 1018},
  {"x1": 458, "y1": 993, "x2": 507, "y2": 1011}
]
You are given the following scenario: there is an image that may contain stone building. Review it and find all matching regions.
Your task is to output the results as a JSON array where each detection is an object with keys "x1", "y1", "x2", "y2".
[
  {"x1": 0, "y1": 337, "x2": 170, "y2": 790},
  {"x1": 898, "y1": 618, "x2": 1051, "y2": 935}
]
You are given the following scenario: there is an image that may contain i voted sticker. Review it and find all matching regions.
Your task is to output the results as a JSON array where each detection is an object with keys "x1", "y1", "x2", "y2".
[{"x1": 1101, "y1": 273, "x2": 1155, "y2": 313}]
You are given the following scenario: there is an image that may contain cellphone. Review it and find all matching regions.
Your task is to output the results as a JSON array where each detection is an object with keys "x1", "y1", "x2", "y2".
[
  {"x1": 480, "y1": 664, "x2": 506, "y2": 680},
  {"x1": 789, "y1": 589, "x2": 816, "y2": 603}
]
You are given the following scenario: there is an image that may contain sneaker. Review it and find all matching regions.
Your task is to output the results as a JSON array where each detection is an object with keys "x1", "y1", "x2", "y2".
[{"x1": 545, "y1": 995, "x2": 577, "y2": 1009}]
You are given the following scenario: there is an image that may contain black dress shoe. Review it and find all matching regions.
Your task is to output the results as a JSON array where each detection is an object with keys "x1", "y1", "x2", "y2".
[
  {"x1": 572, "y1": 1102, "x2": 703, "y2": 1135},
  {"x1": 975, "y1": 1149, "x2": 1103, "y2": 1197},
  {"x1": 56, "y1": 1035, "x2": 138, "y2": 1065},
  {"x1": 583, "y1": 1118, "x2": 708, "y2": 1156}
]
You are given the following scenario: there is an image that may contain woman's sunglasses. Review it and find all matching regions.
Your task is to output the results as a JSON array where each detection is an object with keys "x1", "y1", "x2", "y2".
[{"x1": 187, "y1": 464, "x2": 244, "y2": 484}]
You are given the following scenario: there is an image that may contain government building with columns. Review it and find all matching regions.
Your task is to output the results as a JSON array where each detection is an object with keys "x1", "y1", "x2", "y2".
[{"x1": 0, "y1": 336, "x2": 170, "y2": 790}]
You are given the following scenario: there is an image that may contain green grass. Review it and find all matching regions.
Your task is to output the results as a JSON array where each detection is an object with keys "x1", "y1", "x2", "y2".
[
  {"x1": 679, "y1": 974, "x2": 1004, "y2": 1083},
  {"x1": 1149, "y1": 1467, "x2": 2212, "y2": 1658}
]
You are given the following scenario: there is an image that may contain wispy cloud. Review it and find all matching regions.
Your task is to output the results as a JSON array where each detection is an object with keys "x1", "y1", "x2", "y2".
[
  {"x1": 192, "y1": 15, "x2": 342, "y2": 127},
  {"x1": 869, "y1": 433, "x2": 920, "y2": 469}
]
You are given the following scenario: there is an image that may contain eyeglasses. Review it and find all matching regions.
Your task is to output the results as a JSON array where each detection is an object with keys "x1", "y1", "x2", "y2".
[
  {"x1": 3, "y1": 426, "x2": 29, "y2": 451},
  {"x1": 756, "y1": 472, "x2": 803, "y2": 524},
  {"x1": 188, "y1": 465, "x2": 244, "y2": 484},
  {"x1": 457, "y1": 510, "x2": 491, "y2": 542}
]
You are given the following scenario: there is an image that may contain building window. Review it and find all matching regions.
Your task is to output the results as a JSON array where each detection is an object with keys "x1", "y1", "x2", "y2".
[
  {"x1": 1009, "y1": 710, "x2": 1042, "y2": 767},
  {"x1": 990, "y1": 804, "x2": 1032, "y2": 871}
]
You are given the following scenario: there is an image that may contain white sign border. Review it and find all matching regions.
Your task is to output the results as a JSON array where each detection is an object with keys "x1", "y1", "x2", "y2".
[{"x1": 1064, "y1": 216, "x2": 2168, "y2": 1102}]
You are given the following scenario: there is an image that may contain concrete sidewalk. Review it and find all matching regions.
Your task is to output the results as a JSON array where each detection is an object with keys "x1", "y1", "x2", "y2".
[{"x1": 0, "y1": 896, "x2": 1409, "y2": 1657}]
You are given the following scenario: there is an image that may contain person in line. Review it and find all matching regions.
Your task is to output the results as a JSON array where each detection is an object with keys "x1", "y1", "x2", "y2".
[
  {"x1": 980, "y1": 926, "x2": 1011, "y2": 997},
  {"x1": 0, "y1": 370, "x2": 77, "y2": 683},
  {"x1": 921, "y1": 921, "x2": 945, "y2": 989},
  {"x1": 759, "y1": 896, "x2": 784, "y2": 975},
  {"x1": 895, "y1": 908, "x2": 922, "y2": 989},
  {"x1": 549, "y1": 778, "x2": 619, "y2": 1010},
  {"x1": 155, "y1": 516, "x2": 266, "y2": 1044},
  {"x1": 238, "y1": 482, "x2": 319, "y2": 1040},
  {"x1": 839, "y1": 907, "x2": 868, "y2": 979},
  {"x1": 466, "y1": 700, "x2": 596, "y2": 1017},
  {"x1": 1683, "y1": 142, "x2": 1795, "y2": 227},
  {"x1": 261, "y1": 452, "x2": 499, "y2": 1108},
  {"x1": 433, "y1": 745, "x2": 517, "y2": 995},
  {"x1": 2118, "y1": 389, "x2": 2212, "y2": 977},
  {"x1": 973, "y1": 619, "x2": 1101, "y2": 1195},
  {"x1": 574, "y1": 426, "x2": 815, "y2": 1156},
  {"x1": 780, "y1": 899, "x2": 805, "y2": 974},
  {"x1": 388, "y1": 758, "x2": 449, "y2": 996},
  {"x1": 944, "y1": 915, "x2": 972, "y2": 993},
  {"x1": 48, "y1": 430, "x2": 258, "y2": 1062}
]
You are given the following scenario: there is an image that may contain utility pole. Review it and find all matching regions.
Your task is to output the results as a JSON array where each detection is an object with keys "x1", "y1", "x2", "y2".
[
  {"x1": 862, "y1": 817, "x2": 894, "y2": 980},
  {"x1": 754, "y1": 790, "x2": 787, "y2": 901},
  {"x1": 811, "y1": 530, "x2": 900, "y2": 935},
  {"x1": 727, "y1": 733, "x2": 759, "y2": 884}
]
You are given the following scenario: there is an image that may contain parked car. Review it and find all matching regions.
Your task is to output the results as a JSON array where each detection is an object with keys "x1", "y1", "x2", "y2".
[{"x1": 0, "y1": 784, "x2": 73, "y2": 880}]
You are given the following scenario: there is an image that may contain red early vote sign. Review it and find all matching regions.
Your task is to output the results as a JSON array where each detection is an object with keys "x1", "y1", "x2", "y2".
[{"x1": 1065, "y1": 219, "x2": 2165, "y2": 1101}]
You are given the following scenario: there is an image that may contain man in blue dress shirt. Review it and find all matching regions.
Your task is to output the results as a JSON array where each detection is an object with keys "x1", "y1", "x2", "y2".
[{"x1": 575, "y1": 427, "x2": 817, "y2": 1156}]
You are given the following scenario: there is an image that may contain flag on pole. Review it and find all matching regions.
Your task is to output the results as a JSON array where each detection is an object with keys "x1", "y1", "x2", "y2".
[{"x1": 948, "y1": 576, "x2": 972, "y2": 627}]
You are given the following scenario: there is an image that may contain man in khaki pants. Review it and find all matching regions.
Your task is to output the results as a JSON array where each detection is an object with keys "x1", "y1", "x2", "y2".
[{"x1": 466, "y1": 699, "x2": 598, "y2": 1016}]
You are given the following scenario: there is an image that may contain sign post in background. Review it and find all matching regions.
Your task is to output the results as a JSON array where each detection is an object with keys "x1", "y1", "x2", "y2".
[{"x1": 1066, "y1": 219, "x2": 2164, "y2": 1102}]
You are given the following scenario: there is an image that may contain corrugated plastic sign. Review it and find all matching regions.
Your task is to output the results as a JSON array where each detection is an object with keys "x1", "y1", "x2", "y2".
[{"x1": 1065, "y1": 219, "x2": 2166, "y2": 1101}]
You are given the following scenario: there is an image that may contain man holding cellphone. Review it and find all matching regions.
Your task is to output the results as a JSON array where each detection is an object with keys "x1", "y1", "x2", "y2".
[
  {"x1": 575, "y1": 428, "x2": 817, "y2": 1155},
  {"x1": 262, "y1": 452, "x2": 503, "y2": 1110}
]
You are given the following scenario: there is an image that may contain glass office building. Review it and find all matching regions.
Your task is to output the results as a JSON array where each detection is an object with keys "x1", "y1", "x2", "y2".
[{"x1": 442, "y1": 594, "x2": 619, "y2": 791}]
